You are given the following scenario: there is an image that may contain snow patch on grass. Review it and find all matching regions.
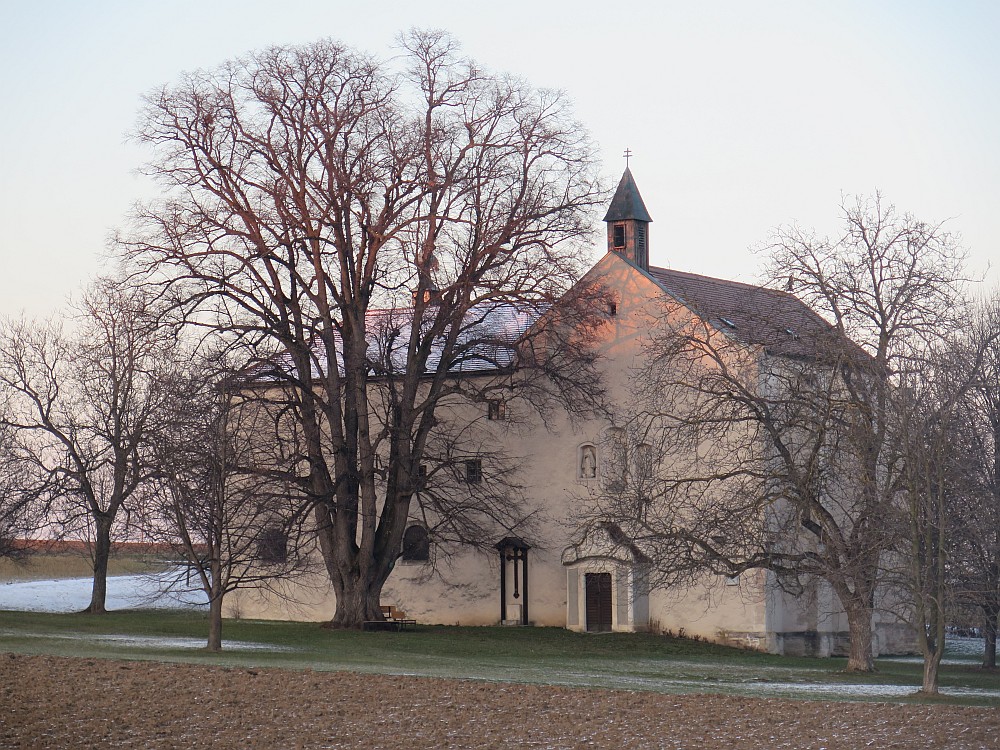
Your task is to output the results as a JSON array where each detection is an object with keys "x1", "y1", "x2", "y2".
[
  {"x1": 0, "y1": 570, "x2": 207, "y2": 612},
  {"x1": 1, "y1": 629, "x2": 298, "y2": 652}
]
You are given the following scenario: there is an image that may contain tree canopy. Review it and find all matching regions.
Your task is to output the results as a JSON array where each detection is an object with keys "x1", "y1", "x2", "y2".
[{"x1": 124, "y1": 31, "x2": 607, "y2": 626}]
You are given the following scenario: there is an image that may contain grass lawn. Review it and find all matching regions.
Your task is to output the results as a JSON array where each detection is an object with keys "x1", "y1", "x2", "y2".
[{"x1": 1, "y1": 608, "x2": 998, "y2": 705}]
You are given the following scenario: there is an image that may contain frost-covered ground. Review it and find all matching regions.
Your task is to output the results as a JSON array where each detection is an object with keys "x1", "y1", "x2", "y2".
[
  {"x1": 2, "y1": 576, "x2": 997, "y2": 702},
  {"x1": 0, "y1": 569, "x2": 207, "y2": 612}
]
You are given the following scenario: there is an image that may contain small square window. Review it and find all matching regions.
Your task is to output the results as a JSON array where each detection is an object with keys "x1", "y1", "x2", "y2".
[
  {"x1": 488, "y1": 399, "x2": 505, "y2": 420},
  {"x1": 418, "y1": 464, "x2": 427, "y2": 477},
  {"x1": 465, "y1": 459, "x2": 482, "y2": 484},
  {"x1": 257, "y1": 527, "x2": 287, "y2": 564},
  {"x1": 608, "y1": 302, "x2": 617, "y2": 317}
]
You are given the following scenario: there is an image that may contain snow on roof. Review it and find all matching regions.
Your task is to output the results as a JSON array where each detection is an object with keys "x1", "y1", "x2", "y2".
[
  {"x1": 369, "y1": 301, "x2": 542, "y2": 375},
  {"x1": 255, "y1": 300, "x2": 544, "y2": 383}
]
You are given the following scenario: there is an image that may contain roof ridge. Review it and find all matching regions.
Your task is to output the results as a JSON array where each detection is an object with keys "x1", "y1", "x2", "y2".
[{"x1": 648, "y1": 265, "x2": 795, "y2": 298}]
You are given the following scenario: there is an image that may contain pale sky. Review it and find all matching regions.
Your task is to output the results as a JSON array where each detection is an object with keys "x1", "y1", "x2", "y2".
[{"x1": 2, "y1": 0, "x2": 997, "y2": 316}]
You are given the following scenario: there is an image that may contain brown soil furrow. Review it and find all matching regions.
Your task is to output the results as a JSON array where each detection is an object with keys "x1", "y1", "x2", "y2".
[{"x1": 1, "y1": 653, "x2": 997, "y2": 749}]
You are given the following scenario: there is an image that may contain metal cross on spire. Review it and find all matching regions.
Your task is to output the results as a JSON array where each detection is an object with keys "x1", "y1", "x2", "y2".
[{"x1": 623, "y1": 148, "x2": 633, "y2": 167}]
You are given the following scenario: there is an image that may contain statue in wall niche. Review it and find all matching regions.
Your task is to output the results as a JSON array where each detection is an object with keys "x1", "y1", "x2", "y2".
[{"x1": 580, "y1": 445, "x2": 597, "y2": 479}]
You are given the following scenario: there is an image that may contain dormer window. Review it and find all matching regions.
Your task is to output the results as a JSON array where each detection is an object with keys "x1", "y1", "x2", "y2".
[
  {"x1": 612, "y1": 223, "x2": 626, "y2": 249},
  {"x1": 719, "y1": 317, "x2": 737, "y2": 329}
]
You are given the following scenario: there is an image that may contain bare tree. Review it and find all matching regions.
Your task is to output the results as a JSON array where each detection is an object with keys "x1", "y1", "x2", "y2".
[
  {"x1": 144, "y1": 362, "x2": 311, "y2": 650},
  {"x1": 894, "y1": 336, "x2": 977, "y2": 693},
  {"x1": 950, "y1": 295, "x2": 1000, "y2": 669},
  {"x1": 894, "y1": 295, "x2": 1000, "y2": 691},
  {"x1": 0, "y1": 278, "x2": 175, "y2": 613},
  {"x1": 582, "y1": 195, "x2": 967, "y2": 671},
  {"x1": 124, "y1": 31, "x2": 606, "y2": 627}
]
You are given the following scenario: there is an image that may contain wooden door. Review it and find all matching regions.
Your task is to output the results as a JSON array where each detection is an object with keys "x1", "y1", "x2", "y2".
[{"x1": 585, "y1": 572, "x2": 612, "y2": 632}]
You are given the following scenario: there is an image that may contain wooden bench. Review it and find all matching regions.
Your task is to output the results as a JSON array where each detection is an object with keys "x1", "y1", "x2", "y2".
[{"x1": 362, "y1": 605, "x2": 417, "y2": 632}]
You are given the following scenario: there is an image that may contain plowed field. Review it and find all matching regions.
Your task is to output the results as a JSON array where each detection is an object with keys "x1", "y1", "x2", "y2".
[{"x1": 2, "y1": 653, "x2": 997, "y2": 749}]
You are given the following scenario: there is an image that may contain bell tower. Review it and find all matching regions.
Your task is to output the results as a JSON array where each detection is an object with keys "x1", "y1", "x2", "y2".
[{"x1": 603, "y1": 164, "x2": 652, "y2": 270}]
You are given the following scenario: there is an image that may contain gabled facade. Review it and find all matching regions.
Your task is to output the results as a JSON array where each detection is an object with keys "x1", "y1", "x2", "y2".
[{"x1": 229, "y1": 169, "x2": 915, "y2": 657}]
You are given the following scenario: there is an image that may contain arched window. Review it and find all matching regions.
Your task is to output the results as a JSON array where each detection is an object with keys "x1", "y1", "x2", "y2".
[{"x1": 402, "y1": 525, "x2": 430, "y2": 562}]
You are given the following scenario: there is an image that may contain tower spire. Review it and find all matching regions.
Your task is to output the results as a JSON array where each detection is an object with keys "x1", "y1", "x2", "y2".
[{"x1": 603, "y1": 165, "x2": 652, "y2": 269}]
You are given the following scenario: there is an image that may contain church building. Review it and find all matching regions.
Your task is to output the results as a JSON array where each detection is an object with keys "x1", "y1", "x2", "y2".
[{"x1": 230, "y1": 167, "x2": 915, "y2": 658}]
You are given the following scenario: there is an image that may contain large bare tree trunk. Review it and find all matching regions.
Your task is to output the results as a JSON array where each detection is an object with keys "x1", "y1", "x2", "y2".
[
  {"x1": 918, "y1": 608, "x2": 947, "y2": 694},
  {"x1": 844, "y1": 599, "x2": 875, "y2": 672},
  {"x1": 319, "y1": 513, "x2": 390, "y2": 628},
  {"x1": 921, "y1": 653, "x2": 941, "y2": 694},
  {"x1": 207, "y1": 557, "x2": 224, "y2": 652},
  {"x1": 983, "y1": 605, "x2": 999, "y2": 670},
  {"x1": 207, "y1": 596, "x2": 224, "y2": 652},
  {"x1": 83, "y1": 516, "x2": 113, "y2": 614},
  {"x1": 328, "y1": 576, "x2": 386, "y2": 628}
]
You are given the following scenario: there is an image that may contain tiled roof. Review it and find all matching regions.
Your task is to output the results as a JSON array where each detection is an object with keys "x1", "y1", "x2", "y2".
[{"x1": 646, "y1": 266, "x2": 841, "y2": 358}]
